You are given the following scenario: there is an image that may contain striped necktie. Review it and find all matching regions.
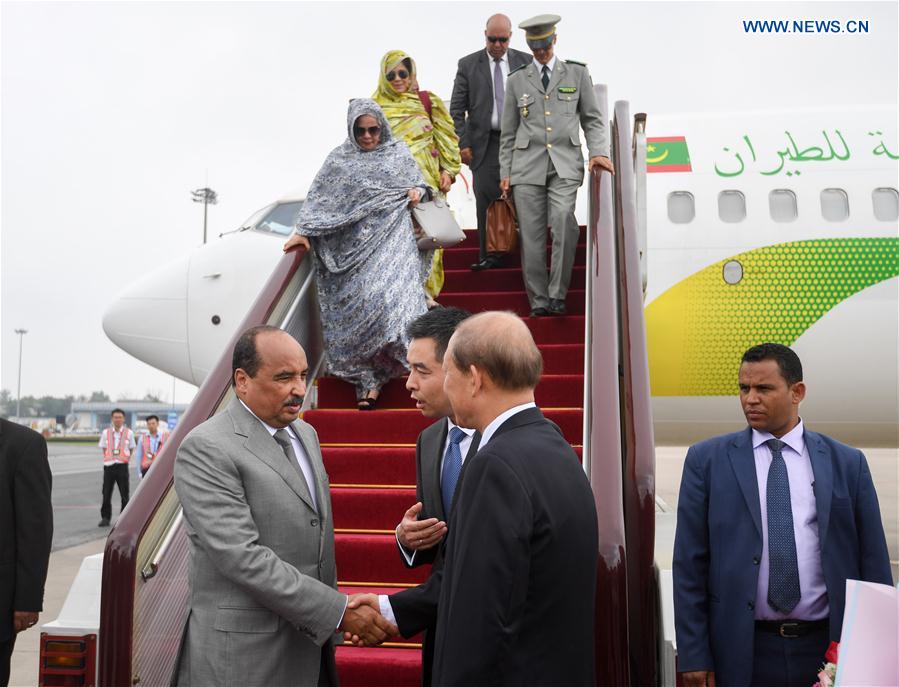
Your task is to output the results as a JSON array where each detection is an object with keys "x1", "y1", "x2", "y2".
[{"x1": 766, "y1": 438, "x2": 801, "y2": 614}]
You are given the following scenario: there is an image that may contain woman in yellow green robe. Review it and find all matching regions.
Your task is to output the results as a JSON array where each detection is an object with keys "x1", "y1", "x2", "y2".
[{"x1": 373, "y1": 49, "x2": 461, "y2": 303}]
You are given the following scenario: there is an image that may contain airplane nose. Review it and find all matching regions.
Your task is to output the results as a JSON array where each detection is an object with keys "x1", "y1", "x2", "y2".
[{"x1": 102, "y1": 255, "x2": 195, "y2": 384}]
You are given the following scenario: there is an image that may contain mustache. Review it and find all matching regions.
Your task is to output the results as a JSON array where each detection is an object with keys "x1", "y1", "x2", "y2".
[{"x1": 283, "y1": 396, "x2": 304, "y2": 407}]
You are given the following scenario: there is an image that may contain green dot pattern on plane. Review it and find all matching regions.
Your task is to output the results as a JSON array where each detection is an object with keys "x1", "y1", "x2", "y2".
[{"x1": 646, "y1": 237, "x2": 899, "y2": 396}]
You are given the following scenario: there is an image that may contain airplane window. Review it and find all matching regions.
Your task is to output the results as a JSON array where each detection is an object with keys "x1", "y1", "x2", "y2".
[
  {"x1": 239, "y1": 204, "x2": 274, "y2": 231},
  {"x1": 667, "y1": 191, "x2": 694, "y2": 224},
  {"x1": 254, "y1": 201, "x2": 305, "y2": 235},
  {"x1": 820, "y1": 189, "x2": 849, "y2": 222},
  {"x1": 769, "y1": 190, "x2": 797, "y2": 223},
  {"x1": 723, "y1": 260, "x2": 743, "y2": 285},
  {"x1": 872, "y1": 188, "x2": 899, "y2": 222},
  {"x1": 718, "y1": 190, "x2": 746, "y2": 223}
]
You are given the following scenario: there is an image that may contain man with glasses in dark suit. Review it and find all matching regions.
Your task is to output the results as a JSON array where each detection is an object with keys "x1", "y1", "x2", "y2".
[{"x1": 451, "y1": 14, "x2": 530, "y2": 271}]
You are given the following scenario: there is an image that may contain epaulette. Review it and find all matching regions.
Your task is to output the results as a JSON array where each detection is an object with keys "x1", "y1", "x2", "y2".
[
  {"x1": 565, "y1": 59, "x2": 587, "y2": 67},
  {"x1": 509, "y1": 64, "x2": 527, "y2": 75}
]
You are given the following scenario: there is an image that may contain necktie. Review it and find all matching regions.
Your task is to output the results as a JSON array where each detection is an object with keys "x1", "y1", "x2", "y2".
[
  {"x1": 273, "y1": 429, "x2": 314, "y2": 506},
  {"x1": 441, "y1": 427, "x2": 467, "y2": 515},
  {"x1": 541, "y1": 65, "x2": 550, "y2": 90},
  {"x1": 766, "y1": 438, "x2": 801, "y2": 614},
  {"x1": 493, "y1": 58, "x2": 505, "y2": 119}
]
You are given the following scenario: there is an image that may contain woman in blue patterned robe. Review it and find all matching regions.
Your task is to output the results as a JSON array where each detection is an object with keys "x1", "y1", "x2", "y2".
[{"x1": 284, "y1": 99, "x2": 429, "y2": 408}]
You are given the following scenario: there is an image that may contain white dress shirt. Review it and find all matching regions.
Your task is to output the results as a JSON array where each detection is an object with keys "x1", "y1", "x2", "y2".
[
  {"x1": 752, "y1": 419, "x2": 828, "y2": 620},
  {"x1": 488, "y1": 50, "x2": 510, "y2": 130},
  {"x1": 531, "y1": 55, "x2": 558, "y2": 86},
  {"x1": 239, "y1": 399, "x2": 318, "y2": 512},
  {"x1": 395, "y1": 419, "x2": 475, "y2": 566},
  {"x1": 478, "y1": 402, "x2": 537, "y2": 449}
]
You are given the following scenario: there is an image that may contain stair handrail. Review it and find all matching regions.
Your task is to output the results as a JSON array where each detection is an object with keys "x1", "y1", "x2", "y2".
[
  {"x1": 614, "y1": 100, "x2": 659, "y2": 687},
  {"x1": 98, "y1": 247, "x2": 321, "y2": 686},
  {"x1": 585, "y1": 83, "x2": 630, "y2": 686},
  {"x1": 633, "y1": 112, "x2": 648, "y2": 297}
]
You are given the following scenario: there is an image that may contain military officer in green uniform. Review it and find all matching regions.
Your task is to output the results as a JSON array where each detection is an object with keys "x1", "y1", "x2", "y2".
[{"x1": 499, "y1": 14, "x2": 614, "y2": 316}]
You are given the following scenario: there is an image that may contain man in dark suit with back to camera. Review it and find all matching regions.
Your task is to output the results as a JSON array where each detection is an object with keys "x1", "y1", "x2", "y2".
[
  {"x1": 673, "y1": 343, "x2": 893, "y2": 687},
  {"x1": 0, "y1": 419, "x2": 53, "y2": 687},
  {"x1": 392, "y1": 307, "x2": 478, "y2": 686},
  {"x1": 366, "y1": 311, "x2": 598, "y2": 686},
  {"x1": 451, "y1": 13, "x2": 530, "y2": 271}
]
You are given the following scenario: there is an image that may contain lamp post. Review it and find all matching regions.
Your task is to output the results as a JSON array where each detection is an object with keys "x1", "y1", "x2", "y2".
[
  {"x1": 191, "y1": 187, "x2": 218, "y2": 243},
  {"x1": 14, "y1": 329, "x2": 27, "y2": 421}
]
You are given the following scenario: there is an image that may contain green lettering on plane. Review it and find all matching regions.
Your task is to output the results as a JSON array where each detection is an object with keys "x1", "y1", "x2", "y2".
[{"x1": 713, "y1": 129, "x2": 898, "y2": 177}]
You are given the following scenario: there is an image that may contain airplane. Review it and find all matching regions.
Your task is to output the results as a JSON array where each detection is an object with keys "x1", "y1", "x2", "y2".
[{"x1": 103, "y1": 105, "x2": 899, "y2": 447}]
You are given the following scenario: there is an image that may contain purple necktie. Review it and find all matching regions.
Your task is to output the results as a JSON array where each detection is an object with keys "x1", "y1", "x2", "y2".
[
  {"x1": 766, "y1": 438, "x2": 801, "y2": 614},
  {"x1": 493, "y1": 58, "x2": 504, "y2": 119}
]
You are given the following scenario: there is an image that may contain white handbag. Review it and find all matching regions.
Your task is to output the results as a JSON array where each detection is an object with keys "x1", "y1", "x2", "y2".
[{"x1": 412, "y1": 198, "x2": 465, "y2": 250}]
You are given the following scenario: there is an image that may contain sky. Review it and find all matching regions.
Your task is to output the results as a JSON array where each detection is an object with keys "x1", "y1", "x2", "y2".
[{"x1": 1, "y1": 1, "x2": 896, "y2": 406}]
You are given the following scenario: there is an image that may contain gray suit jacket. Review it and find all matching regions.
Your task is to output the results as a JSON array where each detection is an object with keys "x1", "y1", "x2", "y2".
[
  {"x1": 174, "y1": 398, "x2": 345, "y2": 687},
  {"x1": 499, "y1": 58, "x2": 609, "y2": 184},
  {"x1": 450, "y1": 47, "x2": 531, "y2": 170}
]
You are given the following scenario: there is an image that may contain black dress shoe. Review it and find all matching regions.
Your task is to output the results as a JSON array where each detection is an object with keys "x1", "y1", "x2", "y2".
[
  {"x1": 98, "y1": 519, "x2": 110, "y2": 527},
  {"x1": 530, "y1": 307, "x2": 550, "y2": 317},
  {"x1": 470, "y1": 254, "x2": 503, "y2": 271},
  {"x1": 548, "y1": 299, "x2": 567, "y2": 315}
]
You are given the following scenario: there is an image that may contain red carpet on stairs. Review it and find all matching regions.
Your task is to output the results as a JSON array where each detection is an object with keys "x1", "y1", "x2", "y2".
[{"x1": 303, "y1": 228, "x2": 587, "y2": 686}]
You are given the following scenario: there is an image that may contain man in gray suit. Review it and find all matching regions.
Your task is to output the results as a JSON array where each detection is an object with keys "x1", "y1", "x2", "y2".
[
  {"x1": 450, "y1": 14, "x2": 530, "y2": 270},
  {"x1": 393, "y1": 307, "x2": 478, "y2": 686},
  {"x1": 174, "y1": 325, "x2": 395, "y2": 687},
  {"x1": 500, "y1": 14, "x2": 614, "y2": 316}
]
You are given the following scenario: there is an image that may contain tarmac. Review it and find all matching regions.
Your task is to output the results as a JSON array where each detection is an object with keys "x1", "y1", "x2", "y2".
[{"x1": 7, "y1": 442, "x2": 898, "y2": 686}]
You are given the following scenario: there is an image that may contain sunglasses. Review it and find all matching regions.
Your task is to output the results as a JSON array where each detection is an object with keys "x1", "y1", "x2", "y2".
[
  {"x1": 354, "y1": 125, "x2": 381, "y2": 137},
  {"x1": 486, "y1": 36, "x2": 509, "y2": 43},
  {"x1": 386, "y1": 69, "x2": 409, "y2": 81}
]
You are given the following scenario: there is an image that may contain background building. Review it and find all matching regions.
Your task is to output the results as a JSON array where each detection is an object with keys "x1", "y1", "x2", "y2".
[{"x1": 70, "y1": 401, "x2": 188, "y2": 433}]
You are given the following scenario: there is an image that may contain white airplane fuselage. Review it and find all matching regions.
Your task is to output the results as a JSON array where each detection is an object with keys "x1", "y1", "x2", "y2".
[{"x1": 103, "y1": 106, "x2": 899, "y2": 446}]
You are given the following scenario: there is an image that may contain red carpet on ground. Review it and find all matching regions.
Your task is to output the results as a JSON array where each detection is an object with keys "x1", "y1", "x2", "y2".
[{"x1": 303, "y1": 228, "x2": 587, "y2": 686}]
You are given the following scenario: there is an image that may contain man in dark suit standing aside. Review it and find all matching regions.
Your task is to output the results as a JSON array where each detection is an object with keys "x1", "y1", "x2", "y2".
[
  {"x1": 0, "y1": 419, "x2": 53, "y2": 687},
  {"x1": 391, "y1": 307, "x2": 477, "y2": 686},
  {"x1": 367, "y1": 311, "x2": 598, "y2": 686},
  {"x1": 673, "y1": 343, "x2": 892, "y2": 687},
  {"x1": 450, "y1": 14, "x2": 530, "y2": 271}
]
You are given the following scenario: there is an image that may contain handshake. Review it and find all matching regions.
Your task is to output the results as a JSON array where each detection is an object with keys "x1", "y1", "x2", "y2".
[{"x1": 339, "y1": 593, "x2": 397, "y2": 647}]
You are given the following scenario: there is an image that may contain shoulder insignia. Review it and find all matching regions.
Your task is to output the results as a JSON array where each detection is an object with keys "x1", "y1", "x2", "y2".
[
  {"x1": 565, "y1": 59, "x2": 587, "y2": 67},
  {"x1": 509, "y1": 64, "x2": 527, "y2": 75}
]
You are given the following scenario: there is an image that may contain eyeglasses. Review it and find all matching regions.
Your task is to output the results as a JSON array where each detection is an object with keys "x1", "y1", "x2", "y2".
[
  {"x1": 354, "y1": 125, "x2": 381, "y2": 137},
  {"x1": 486, "y1": 36, "x2": 509, "y2": 43},
  {"x1": 386, "y1": 69, "x2": 409, "y2": 81}
]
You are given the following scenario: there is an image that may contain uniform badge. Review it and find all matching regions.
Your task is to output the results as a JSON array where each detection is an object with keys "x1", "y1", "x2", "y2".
[
  {"x1": 558, "y1": 86, "x2": 577, "y2": 94},
  {"x1": 518, "y1": 93, "x2": 532, "y2": 118}
]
